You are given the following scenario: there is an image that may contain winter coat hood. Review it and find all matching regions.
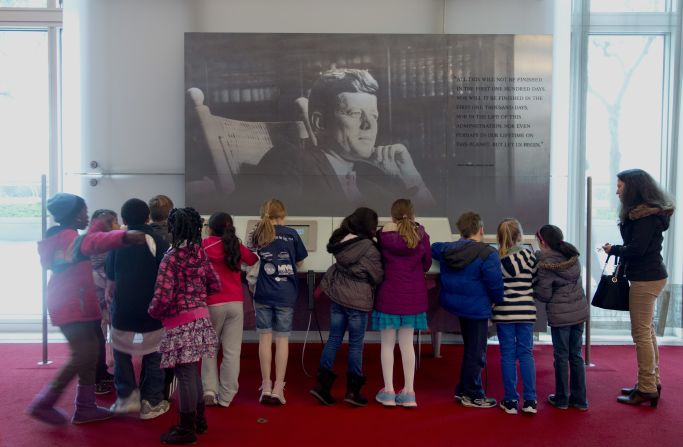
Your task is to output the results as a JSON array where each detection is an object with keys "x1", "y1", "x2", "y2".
[
  {"x1": 628, "y1": 204, "x2": 674, "y2": 230},
  {"x1": 538, "y1": 253, "x2": 580, "y2": 283},
  {"x1": 328, "y1": 236, "x2": 376, "y2": 269},
  {"x1": 203, "y1": 235, "x2": 226, "y2": 264},
  {"x1": 442, "y1": 239, "x2": 496, "y2": 271}
]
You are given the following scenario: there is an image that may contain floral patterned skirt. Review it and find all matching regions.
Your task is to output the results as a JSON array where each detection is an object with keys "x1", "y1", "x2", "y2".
[{"x1": 159, "y1": 317, "x2": 218, "y2": 368}]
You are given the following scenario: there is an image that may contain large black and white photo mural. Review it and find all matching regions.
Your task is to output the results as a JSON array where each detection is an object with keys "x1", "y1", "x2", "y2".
[{"x1": 185, "y1": 33, "x2": 552, "y2": 228}]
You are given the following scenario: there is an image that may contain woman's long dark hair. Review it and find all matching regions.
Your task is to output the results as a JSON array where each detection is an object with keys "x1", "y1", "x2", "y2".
[
  {"x1": 168, "y1": 207, "x2": 203, "y2": 249},
  {"x1": 327, "y1": 207, "x2": 378, "y2": 251},
  {"x1": 536, "y1": 224, "x2": 579, "y2": 259},
  {"x1": 617, "y1": 169, "x2": 674, "y2": 222},
  {"x1": 208, "y1": 212, "x2": 241, "y2": 272}
]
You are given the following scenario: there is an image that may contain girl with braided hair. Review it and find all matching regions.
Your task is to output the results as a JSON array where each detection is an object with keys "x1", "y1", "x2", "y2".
[{"x1": 148, "y1": 207, "x2": 220, "y2": 444}]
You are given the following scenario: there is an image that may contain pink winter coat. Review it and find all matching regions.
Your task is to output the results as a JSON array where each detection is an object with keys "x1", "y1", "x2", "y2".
[{"x1": 38, "y1": 222, "x2": 127, "y2": 326}]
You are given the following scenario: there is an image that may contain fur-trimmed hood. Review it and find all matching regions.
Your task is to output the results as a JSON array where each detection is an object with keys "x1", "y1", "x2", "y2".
[
  {"x1": 628, "y1": 204, "x2": 674, "y2": 220},
  {"x1": 537, "y1": 251, "x2": 581, "y2": 283},
  {"x1": 538, "y1": 255, "x2": 578, "y2": 271}
]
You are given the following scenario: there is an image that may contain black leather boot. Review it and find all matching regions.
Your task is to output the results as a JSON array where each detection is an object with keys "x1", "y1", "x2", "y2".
[
  {"x1": 310, "y1": 368, "x2": 337, "y2": 405},
  {"x1": 620, "y1": 383, "x2": 661, "y2": 397},
  {"x1": 195, "y1": 402, "x2": 208, "y2": 434},
  {"x1": 616, "y1": 390, "x2": 659, "y2": 408},
  {"x1": 344, "y1": 373, "x2": 368, "y2": 407},
  {"x1": 160, "y1": 411, "x2": 197, "y2": 445}
]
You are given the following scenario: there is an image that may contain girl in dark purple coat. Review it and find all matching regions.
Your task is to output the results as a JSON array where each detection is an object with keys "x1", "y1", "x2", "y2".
[{"x1": 372, "y1": 199, "x2": 432, "y2": 407}]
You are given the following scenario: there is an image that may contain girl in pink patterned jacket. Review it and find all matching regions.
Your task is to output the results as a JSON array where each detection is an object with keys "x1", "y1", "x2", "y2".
[{"x1": 148, "y1": 207, "x2": 220, "y2": 445}]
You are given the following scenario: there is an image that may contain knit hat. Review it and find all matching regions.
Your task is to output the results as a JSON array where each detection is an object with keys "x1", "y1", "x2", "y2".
[{"x1": 47, "y1": 192, "x2": 86, "y2": 223}]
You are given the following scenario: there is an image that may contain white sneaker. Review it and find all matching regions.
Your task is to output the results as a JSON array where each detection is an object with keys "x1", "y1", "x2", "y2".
[
  {"x1": 110, "y1": 389, "x2": 141, "y2": 414},
  {"x1": 139, "y1": 399, "x2": 170, "y2": 420},
  {"x1": 259, "y1": 379, "x2": 272, "y2": 404},
  {"x1": 270, "y1": 381, "x2": 286, "y2": 405}
]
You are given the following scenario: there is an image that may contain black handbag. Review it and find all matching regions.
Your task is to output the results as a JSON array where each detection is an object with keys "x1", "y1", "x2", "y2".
[{"x1": 591, "y1": 254, "x2": 630, "y2": 311}]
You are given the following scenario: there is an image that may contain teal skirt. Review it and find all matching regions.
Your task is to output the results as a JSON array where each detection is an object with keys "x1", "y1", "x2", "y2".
[{"x1": 371, "y1": 310, "x2": 428, "y2": 331}]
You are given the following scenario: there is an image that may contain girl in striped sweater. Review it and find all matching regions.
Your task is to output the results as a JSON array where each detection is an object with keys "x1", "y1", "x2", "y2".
[{"x1": 493, "y1": 218, "x2": 538, "y2": 415}]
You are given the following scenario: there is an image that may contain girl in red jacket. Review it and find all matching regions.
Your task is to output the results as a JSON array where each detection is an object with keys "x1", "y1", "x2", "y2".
[
  {"x1": 28, "y1": 193, "x2": 145, "y2": 426},
  {"x1": 201, "y1": 212, "x2": 258, "y2": 407}
]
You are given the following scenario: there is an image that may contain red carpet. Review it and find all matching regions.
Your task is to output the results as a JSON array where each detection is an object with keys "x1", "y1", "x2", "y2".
[{"x1": 0, "y1": 342, "x2": 680, "y2": 447}]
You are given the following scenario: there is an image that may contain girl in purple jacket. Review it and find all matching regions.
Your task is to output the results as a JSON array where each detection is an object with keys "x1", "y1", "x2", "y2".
[{"x1": 372, "y1": 199, "x2": 432, "y2": 407}]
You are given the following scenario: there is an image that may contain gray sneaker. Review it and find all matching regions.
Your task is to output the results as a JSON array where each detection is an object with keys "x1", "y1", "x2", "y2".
[
  {"x1": 461, "y1": 395, "x2": 497, "y2": 408},
  {"x1": 139, "y1": 399, "x2": 170, "y2": 420},
  {"x1": 110, "y1": 389, "x2": 141, "y2": 414}
]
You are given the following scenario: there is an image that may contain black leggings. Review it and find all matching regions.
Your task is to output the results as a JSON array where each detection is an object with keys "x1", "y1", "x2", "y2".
[
  {"x1": 174, "y1": 362, "x2": 202, "y2": 413},
  {"x1": 95, "y1": 320, "x2": 109, "y2": 381},
  {"x1": 53, "y1": 321, "x2": 100, "y2": 391}
]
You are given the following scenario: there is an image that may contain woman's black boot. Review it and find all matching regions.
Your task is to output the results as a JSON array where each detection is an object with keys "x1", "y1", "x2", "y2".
[
  {"x1": 620, "y1": 383, "x2": 661, "y2": 397},
  {"x1": 616, "y1": 390, "x2": 659, "y2": 408}
]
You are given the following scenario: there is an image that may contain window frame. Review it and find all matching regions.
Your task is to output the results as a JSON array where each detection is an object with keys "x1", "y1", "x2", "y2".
[
  {"x1": 0, "y1": 2, "x2": 62, "y2": 327},
  {"x1": 569, "y1": 0, "x2": 683, "y2": 337}
]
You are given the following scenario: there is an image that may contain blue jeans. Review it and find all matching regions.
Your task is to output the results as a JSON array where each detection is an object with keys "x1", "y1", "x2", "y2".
[
  {"x1": 113, "y1": 348, "x2": 164, "y2": 405},
  {"x1": 319, "y1": 302, "x2": 369, "y2": 376},
  {"x1": 550, "y1": 323, "x2": 588, "y2": 408},
  {"x1": 455, "y1": 317, "x2": 489, "y2": 399},
  {"x1": 497, "y1": 323, "x2": 536, "y2": 401}
]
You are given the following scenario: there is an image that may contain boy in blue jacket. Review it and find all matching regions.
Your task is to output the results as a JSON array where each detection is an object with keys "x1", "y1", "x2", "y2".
[{"x1": 432, "y1": 211, "x2": 504, "y2": 408}]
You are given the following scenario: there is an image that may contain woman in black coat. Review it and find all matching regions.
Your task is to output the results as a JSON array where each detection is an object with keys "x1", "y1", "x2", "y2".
[{"x1": 602, "y1": 169, "x2": 675, "y2": 408}]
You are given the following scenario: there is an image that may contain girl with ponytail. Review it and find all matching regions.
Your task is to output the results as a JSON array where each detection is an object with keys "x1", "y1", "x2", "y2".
[
  {"x1": 493, "y1": 219, "x2": 538, "y2": 414},
  {"x1": 534, "y1": 224, "x2": 588, "y2": 411},
  {"x1": 372, "y1": 199, "x2": 432, "y2": 408},
  {"x1": 250, "y1": 199, "x2": 308, "y2": 405},
  {"x1": 201, "y1": 212, "x2": 258, "y2": 407}
]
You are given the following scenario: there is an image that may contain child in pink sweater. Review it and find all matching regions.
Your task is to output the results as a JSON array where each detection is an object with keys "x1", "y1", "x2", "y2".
[{"x1": 148, "y1": 207, "x2": 220, "y2": 445}]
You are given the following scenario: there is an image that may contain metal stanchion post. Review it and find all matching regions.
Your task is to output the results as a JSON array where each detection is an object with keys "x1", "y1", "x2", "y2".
[
  {"x1": 585, "y1": 176, "x2": 594, "y2": 367},
  {"x1": 39, "y1": 174, "x2": 52, "y2": 366}
]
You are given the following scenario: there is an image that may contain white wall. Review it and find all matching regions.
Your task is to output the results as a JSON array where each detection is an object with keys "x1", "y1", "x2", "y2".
[
  {"x1": 63, "y1": 0, "x2": 195, "y2": 210},
  {"x1": 445, "y1": 0, "x2": 555, "y2": 34},
  {"x1": 62, "y1": 0, "x2": 564, "y2": 216}
]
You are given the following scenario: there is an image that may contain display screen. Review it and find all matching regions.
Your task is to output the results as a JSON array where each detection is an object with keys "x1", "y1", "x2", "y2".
[{"x1": 287, "y1": 224, "x2": 310, "y2": 248}]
